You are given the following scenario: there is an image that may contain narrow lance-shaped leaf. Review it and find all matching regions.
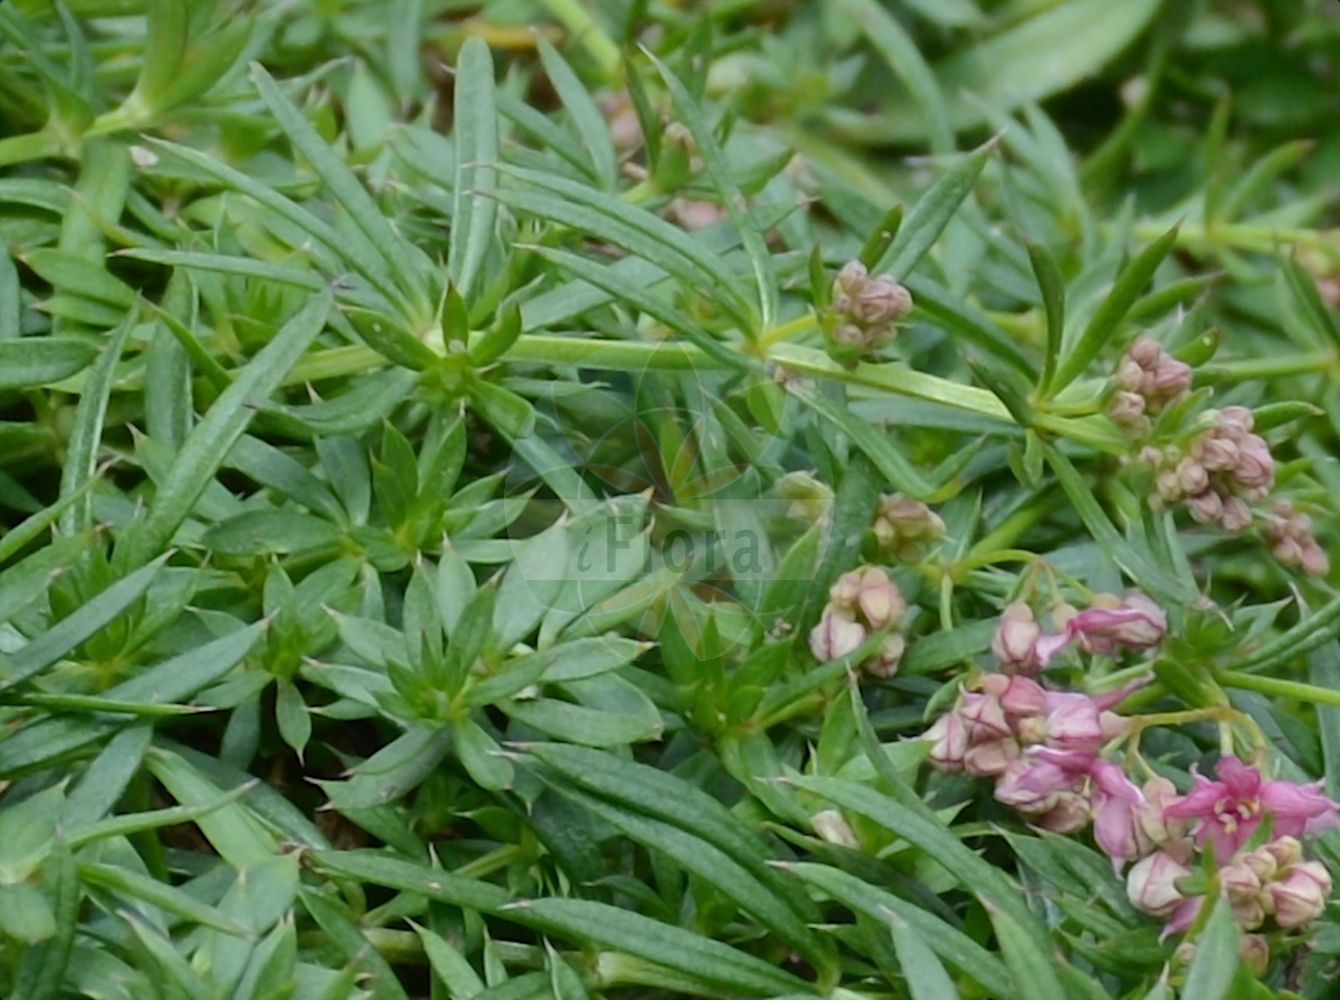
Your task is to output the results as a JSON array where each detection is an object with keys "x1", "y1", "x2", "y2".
[
  {"x1": 876, "y1": 138, "x2": 993, "y2": 279},
  {"x1": 1048, "y1": 224, "x2": 1179, "y2": 393},
  {"x1": 119, "y1": 291, "x2": 331, "y2": 565},
  {"x1": 449, "y1": 37, "x2": 499, "y2": 301}
]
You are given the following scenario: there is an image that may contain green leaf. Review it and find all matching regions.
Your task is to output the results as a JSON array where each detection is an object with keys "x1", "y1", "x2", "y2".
[
  {"x1": 79, "y1": 862, "x2": 252, "y2": 935},
  {"x1": 504, "y1": 898, "x2": 810, "y2": 997},
  {"x1": 647, "y1": 51, "x2": 776, "y2": 329},
  {"x1": 145, "y1": 749, "x2": 275, "y2": 868},
  {"x1": 535, "y1": 38, "x2": 618, "y2": 189},
  {"x1": 453, "y1": 719, "x2": 513, "y2": 791},
  {"x1": 0, "y1": 883, "x2": 55, "y2": 944},
  {"x1": 1181, "y1": 897, "x2": 1239, "y2": 1000},
  {"x1": 413, "y1": 922, "x2": 486, "y2": 999},
  {"x1": 58, "y1": 311, "x2": 133, "y2": 534},
  {"x1": 1027, "y1": 241, "x2": 1066, "y2": 389},
  {"x1": 988, "y1": 902, "x2": 1065, "y2": 1000},
  {"x1": 1049, "y1": 224, "x2": 1179, "y2": 393},
  {"x1": 500, "y1": 697, "x2": 661, "y2": 746},
  {"x1": 9, "y1": 843, "x2": 77, "y2": 1000},
  {"x1": 889, "y1": 912, "x2": 960, "y2": 1000},
  {"x1": 251, "y1": 64, "x2": 426, "y2": 314},
  {"x1": 0, "y1": 338, "x2": 96, "y2": 389},
  {"x1": 875, "y1": 140, "x2": 992, "y2": 279},
  {"x1": 789, "y1": 386, "x2": 934, "y2": 499},
  {"x1": 0, "y1": 554, "x2": 166, "y2": 693},
  {"x1": 448, "y1": 37, "x2": 499, "y2": 301},
  {"x1": 838, "y1": 0, "x2": 951, "y2": 154},
  {"x1": 119, "y1": 291, "x2": 331, "y2": 563}
]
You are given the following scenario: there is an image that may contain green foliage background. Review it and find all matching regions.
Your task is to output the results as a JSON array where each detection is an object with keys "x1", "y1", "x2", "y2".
[{"x1": 1, "y1": 1, "x2": 1339, "y2": 998}]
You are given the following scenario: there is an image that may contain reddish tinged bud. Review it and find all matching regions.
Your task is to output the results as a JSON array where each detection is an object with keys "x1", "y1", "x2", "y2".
[
  {"x1": 1150, "y1": 357, "x2": 1192, "y2": 397},
  {"x1": 1232, "y1": 436, "x2": 1275, "y2": 490},
  {"x1": 1220, "y1": 405, "x2": 1255, "y2": 434},
  {"x1": 1108, "y1": 390, "x2": 1148, "y2": 428},
  {"x1": 830, "y1": 567, "x2": 905, "y2": 631},
  {"x1": 1129, "y1": 337, "x2": 1163, "y2": 368},
  {"x1": 1300, "y1": 542, "x2": 1330, "y2": 578},
  {"x1": 1176, "y1": 458, "x2": 1209, "y2": 496},
  {"x1": 959, "y1": 692, "x2": 1011, "y2": 742},
  {"x1": 1196, "y1": 435, "x2": 1238, "y2": 472},
  {"x1": 1035, "y1": 793, "x2": 1091, "y2": 833}
]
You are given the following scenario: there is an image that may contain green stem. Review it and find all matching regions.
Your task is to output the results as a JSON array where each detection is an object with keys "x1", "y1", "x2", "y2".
[
  {"x1": 1201, "y1": 351, "x2": 1336, "y2": 382},
  {"x1": 0, "y1": 130, "x2": 62, "y2": 167},
  {"x1": 1216, "y1": 669, "x2": 1340, "y2": 710},
  {"x1": 537, "y1": 0, "x2": 622, "y2": 80},
  {"x1": 284, "y1": 334, "x2": 1124, "y2": 450}
]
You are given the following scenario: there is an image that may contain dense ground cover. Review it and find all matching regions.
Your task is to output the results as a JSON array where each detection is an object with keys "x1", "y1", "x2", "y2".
[{"x1": 2, "y1": 1, "x2": 1340, "y2": 997}]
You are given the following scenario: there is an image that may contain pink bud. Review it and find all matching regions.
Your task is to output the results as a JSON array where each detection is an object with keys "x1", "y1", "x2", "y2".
[
  {"x1": 1268, "y1": 860, "x2": 1331, "y2": 929},
  {"x1": 1150, "y1": 357, "x2": 1192, "y2": 398},
  {"x1": 1187, "y1": 489, "x2": 1223, "y2": 525},
  {"x1": 1219, "y1": 861, "x2": 1265, "y2": 929},
  {"x1": 1232, "y1": 436, "x2": 1275, "y2": 490},
  {"x1": 962, "y1": 736, "x2": 1019, "y2": 777},
  {"x1": 959, "y1": 691, "x2": 1011, "y2": 742},
  {"x1": 808, "y1": 607, "x2": 866, "y2": 662},
  {"x1": 852, "y1": 275, "x2": 913, "y2": 326},
  {"x1": 1300, "y1": 542, "x2": 1330, "y2": 578},
  {"x1": 1176, "y1": 458, "x2": 1209, "y2": 496},
  {"x1": 923, "y1": 712, "x2": 968, "y2": 772},
  {"x1": 1036, "y1": 793, "x2": 1091, "y2": 833},
  {"x1": 1127, "y1": 851, "x2": 1191, "y2": 916},
  {"x1": 864, "y1": 633, "x2": 905, "y2": 678},
  {"x1": 1221, "y1": 495, "x2": 1253, "y2": 533},
  {"x1": 999, "y1": 675, "x2": 1047, "y2": 720},
  {"x1": 831, "y1": 567, "x2": 905, "y2": 631},
  {"x1": 992, "y1": 603, "x2": 1042, "y2": 676},
  {"x1": 1220, "y1": 405, "x2": 1255, "y2": 434},
  {"x1": 1195, "y1": 434, "x2": 1238, "y2": 472},
  {"x1": 1238, "y1": 935, "x2": 1270, "y2": 977},
  {"x1": 1090, "y1": 761, "x2": 1148, "y2": 867},
  {"x1": 994, "y1": 757, "x2": 1078, "y2": 814},
  {"x1": 1043, "y1": 692, "x2": 1107, "y2": 754},
  {"x1": 1128, "y1": 337, "x2": 1163, "y2": 368},
  {"x1": 1107, "y1": 391, "x2": 1147, "y2": 428},
  {"x1": 1264, "y1": 836, "x2": 1304, "y2": 870}
]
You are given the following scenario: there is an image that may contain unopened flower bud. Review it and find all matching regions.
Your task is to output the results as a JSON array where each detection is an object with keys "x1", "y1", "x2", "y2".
[
  {"x1": 923, "y1": 712, "x2": 967, "y2": 772},
  {"x1": 1036, "y1": 793, "x2": 1091, "y2": 833},
  {"x1": 1301, "y1": 541, "x2": 1330, "y2": 577},
  {"x1": 1232, "y1": 437, "x2": 1275, "y2": 490},
  {"x1": 1220, "y1": 405, "x2": 1254, "y2": 434},
  {"x1": 776, "y1": 471, "x2": 833, "y2": 524},
  {"x1": 1196, "y1": 435, "x2": 1238, "y2": 472},
  {"x1": 851, "y1": 275, "x2": 913, "y2": 326},
  {"x1": 1129, "y1": 337, "x2": 1163, "y2": 368},
  {"x1": 1127, "y1": 851, "x2": 1191, "y2": 916},
  {"x1": 1221, "y1": 496, "x2": 1253, "y2": 534},
  {"x1": 1264, "y1": 836, "x2": 1305, "y2": 871},
  {"x1": 1187, "y1": 489, "x2": 1223, "y2": 525},
  {"x1": 808, "y1": 607, "x2": 866, "y2": 662},
  {"x1": 1268, "y1": 860, "x2": 1331, "y2": 929},
  {"x1": 962, "y1": 736, "x2": 1019, "y2": 777},
  {"x1": 865, "y1": 633, "x2": 905, "y2": 678},
  {"x1": 1238, "y1": 935, "x2": 1270, "y2": 977},
  {"x1": 811, "y1": 809, "x2": 859, "y2": 848},
  {"x1": 1150, "y1": 357, "x2": 1192, "y2": 398},
  {"x1": 992, "y1": 603, "x2": 1042, "y2": 675},
  {"x1": 1108, "y1": 390, "x2": 1148, "y2": 429},
  {"x1": 828, "y1": 566, "x2": 904, "y2": 630},
  {"x1": 1176, "y1": 458, "x2": 1209, "y2": 496}
]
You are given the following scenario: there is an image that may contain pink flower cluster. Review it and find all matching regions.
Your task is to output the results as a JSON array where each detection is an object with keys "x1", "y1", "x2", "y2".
[
  {"x1": 872, "y1": 493, "x2": 944, "y2": 562},
  {"x1": 1263, "y1": 500, "x2": 1329, "y2": 578},
  {"x1": 808, "y1": 566, "x2": 906, "y2": 677},
  {"x1": 923, "y1": 674, "x2": 1133, "y2": 835},
  {"x1": 921, "y1": 589, "x2": 1338, "y2": 967},
  {"x1": 1108, "y1": 337, "x2": 1192, "y2": 434},
  {"x1": 1127, "y1": 757, "x2": 1338, "y2": 945},
  {"x1": 990, "y1": 593, "x2": 1166, "y2": 676},
  {"x1": 1142, "y1": 406, "x2": 1272, "y2": 533}
]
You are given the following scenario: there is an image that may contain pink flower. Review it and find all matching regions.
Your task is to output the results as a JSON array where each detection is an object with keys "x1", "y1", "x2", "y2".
[
  {"x1": 1091, "y1": 761, "x2": 1148, "y2": 867},
  {"x1": 1127, "y1": 851, "x2": 1191, "y2": 916},
  {"x1": 1163, "y1": 757, "x2": 1340, "y2": 860},
  {"x1": 1034, "y1": 593, "x2": 1166, "y2": 666}
]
